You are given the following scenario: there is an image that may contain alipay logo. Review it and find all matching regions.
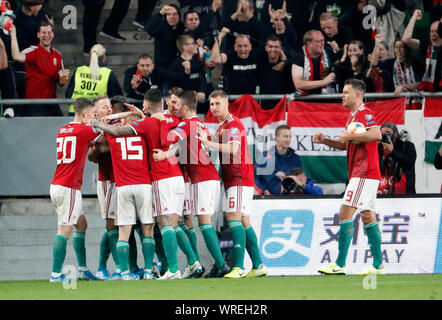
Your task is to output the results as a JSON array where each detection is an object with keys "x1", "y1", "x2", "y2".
[{"x1": 259, "y1": 210, "x2": 314, "y2": 267}]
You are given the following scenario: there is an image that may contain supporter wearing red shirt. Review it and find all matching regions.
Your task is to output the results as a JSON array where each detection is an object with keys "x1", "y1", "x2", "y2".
[
  {"x1": 313, "y1": 79, "x2": 385, "y2": 276},
  {"x1": 10, "y1": 21, "x2": 69, "y2": 116}
]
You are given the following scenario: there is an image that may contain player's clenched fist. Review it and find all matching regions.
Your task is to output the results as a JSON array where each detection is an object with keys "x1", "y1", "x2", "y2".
[{"x1": 313, "y1": 132, "x2": 325, "y2": 144}]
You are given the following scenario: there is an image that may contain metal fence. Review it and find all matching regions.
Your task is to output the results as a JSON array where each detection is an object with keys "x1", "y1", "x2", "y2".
[{"x1": 1, "y1": 91, "x2": 442, "y2": 108}]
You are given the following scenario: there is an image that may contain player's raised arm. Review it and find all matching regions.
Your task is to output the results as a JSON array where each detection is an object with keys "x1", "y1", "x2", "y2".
[
  {"x1": 313, "y1": 132, "x2": 347, "y2": 150},
  {"x1": 196, "y1": 126, "x2": 240, "y2": 154},
  {"x1": 90, "y1": 118, "x2": 136, "y2": 136}
]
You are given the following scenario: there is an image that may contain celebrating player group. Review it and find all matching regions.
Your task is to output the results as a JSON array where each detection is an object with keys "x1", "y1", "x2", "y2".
[
  {"x1": 48, "y1": 88, "x2": 268, "y2": 282},
  {"x1": 48, "y1": 78, "x2": 385, "y2": 282}
]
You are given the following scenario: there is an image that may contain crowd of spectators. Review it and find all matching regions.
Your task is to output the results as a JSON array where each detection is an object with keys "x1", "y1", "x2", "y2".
[
  {"x1": 0, "y1": 0, "x2": 440, "y2": 194},
  {"x1": 1, "y1": 0, "x2": 442, "y2": 116}
]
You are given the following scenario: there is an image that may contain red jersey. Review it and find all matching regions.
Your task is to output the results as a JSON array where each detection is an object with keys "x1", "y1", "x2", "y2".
[
  {"x1": 130, "y1": 117, "x2": 182, "y2": 181},
  {"x1": 51, "y1": 122, "x2": 100, "y2": 190},
  {"x1": 105, "y1": 133, "x2": 151, "y2": 187},
  {"x1": 215, "y1": 114, "x2": 254, "y2": 189},
  {"x1": 22, "y1": 44, "x2": 63, "y2": 99},
  {"x1": 160, "y1": 113, "x2": 182, "y2": 147},
  {"x1": 97, "y1": 120, "x2": 121, "y2": 182},
  {"x1": 345, "y1": 104, "x2": 381, "y2": 180},
  {"x1": 166, "y1": 116, "x2": 219, "y2": 183}
]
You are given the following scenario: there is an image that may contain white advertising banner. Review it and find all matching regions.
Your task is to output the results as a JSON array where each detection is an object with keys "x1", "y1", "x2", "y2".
[{"x1": 246, "y1": 198, "x2": 442, "y2": 275}]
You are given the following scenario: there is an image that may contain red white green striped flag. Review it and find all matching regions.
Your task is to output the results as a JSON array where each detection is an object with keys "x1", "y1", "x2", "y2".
[
  {"x1": 287, "y1": 98, "x2": 406, "y2": 183},
  {"x1": 423, "y1": 98, "x2": 442, "y2": 163}
]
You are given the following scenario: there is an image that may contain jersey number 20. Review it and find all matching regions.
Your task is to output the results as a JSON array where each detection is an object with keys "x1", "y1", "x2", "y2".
[{"x1": 56, "y1": 136, "x2": 76, "y2": 164}]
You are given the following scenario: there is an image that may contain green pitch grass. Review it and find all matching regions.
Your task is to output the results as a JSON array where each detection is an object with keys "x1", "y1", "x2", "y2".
[{"x1": 0, "y1": 274, "x2": 441, "y2": 300}]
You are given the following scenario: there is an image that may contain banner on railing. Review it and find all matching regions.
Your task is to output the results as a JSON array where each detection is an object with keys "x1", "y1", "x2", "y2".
[{"x1": 423, "y1": 98, "x2": 442, "y2": 164}]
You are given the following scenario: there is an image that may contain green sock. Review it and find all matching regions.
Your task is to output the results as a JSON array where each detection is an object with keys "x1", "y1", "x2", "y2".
[
  {"x1": 128, "y1": 230, "x2": 138, "y2": 271},
  {"x1": 161, "y1": 225, "x2": 179, "y2": 273},
  {"x1": 98, "y1": 231, "x2": 110, "y2": 270},
  {"x1": 365, "y1": 222, "x2": 383, "y2": 269},
  {"x1": 199, "y1": 223, "x2": 225, "y2": 269},
  {"x1": 116, "y1": 240, "x2": 130, "y2": 273},
  {"x1": 52, "y1": 234, "x2": 68, "y2": 273},
  {"x1": 181, "y1": 223, "x2": 200, "y2": 261},
  {"x1": 336, "y1": 220, "x2": 354, "y2": 268},
  {"x1": 174, "y1": 225, "x2": 196, "y2": 266},
  {"x1": 244, "y1": 225, "x2": 262, "y2": 269},
  {"x1": 141, "y1": 236, "x2": 155, "y2": 270},
  {"x1": 72, "y1": 231, "x2": 87, "y2": 268},
  {"x1": 154, "y1": 224, "x2": 168, "y2": 270},
  {"x1": 228, "y1": 220, "x2": 246, "y2": 269},
  {"x1": 107, "y1": 229, "x2": 120, "y2": 270}
]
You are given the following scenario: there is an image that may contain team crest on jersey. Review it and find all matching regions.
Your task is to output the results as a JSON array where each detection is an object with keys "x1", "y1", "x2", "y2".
[
  {"x1": 365, "y1": 114, "x2": 373, "y2": 121},
  {"x1": 230, "y1": 127, "x2": 239, "y2": 134}
]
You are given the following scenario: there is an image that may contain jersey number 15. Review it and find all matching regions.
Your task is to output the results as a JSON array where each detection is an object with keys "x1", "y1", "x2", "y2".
[{"x1": 116, "y1": 137, "x2": 143, "y2": 160}]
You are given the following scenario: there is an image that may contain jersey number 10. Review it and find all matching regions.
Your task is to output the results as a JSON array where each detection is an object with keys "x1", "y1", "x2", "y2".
[{"x1": 56, "y1": 136, "x2": 76, "y2": 164}]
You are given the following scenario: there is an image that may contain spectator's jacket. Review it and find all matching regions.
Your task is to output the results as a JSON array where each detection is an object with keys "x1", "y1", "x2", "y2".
[
  {"x1": 254, "y1": 146, "x2": 302, "y2": 196},
  {"x1": 145, "y1": 13, "x2": 184, "y2": 69},
  {"x1": 303, "y1": 179, "x2": 323, "y2": 195}
]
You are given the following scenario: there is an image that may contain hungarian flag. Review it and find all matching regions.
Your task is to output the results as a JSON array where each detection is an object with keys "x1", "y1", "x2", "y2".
[
  {"x1": 205, "y1": 95, "x2": 287, "y2": 160},
  {"x1": 423, "y1": 98, "x2": 442, "y2": 163},
  {"x1": 287, "y1": 98, "x2": 406, "y2": 183}
]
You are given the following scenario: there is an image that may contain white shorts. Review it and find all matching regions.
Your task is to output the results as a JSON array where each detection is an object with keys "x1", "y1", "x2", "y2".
[
  {"x1": 225, "y1": 186, "x2": 254, "y2": 216},
  {"x1": 191, "y1": 180, "x2": 220, "y2": 216},
  {"x1": 50, "y1": 184, "x2": 84, "y2": 226},
  {"x1": 183, "y1": 182, "x2": 192, "y2": 216},
  {"x1": 342, "y1": 177, "x2": 379, "y2": 212},
  {"x1": 152, "y1": 176, "x2": 185, "y2": 217},
  {"x1": 97, "y1": 180, "x2": 117, "y2": 220},
  {"x1": 115, "y1": 184, "x2": 154, "y2": 226}
]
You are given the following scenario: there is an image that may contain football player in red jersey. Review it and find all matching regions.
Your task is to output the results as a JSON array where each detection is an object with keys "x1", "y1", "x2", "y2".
[
  {"x1": 155, "y1": 90, "x2": 230, "y2": 277},
  {"x1": 49, "y1": 98, "x2": 100, "y2": 282},
  {"x1": 197, "y1": 90, "x2": 268, "y2": 278},
  {"x1": 314, "y1": 79, "x2": 385, "y2": 276}
]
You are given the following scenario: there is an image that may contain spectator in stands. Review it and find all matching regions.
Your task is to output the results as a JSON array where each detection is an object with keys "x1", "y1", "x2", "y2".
[
  {"x1": 254, "y1": 125, "x2": 302, "y2": 196},
  {"x1": 366, "y1": 33, "x2": 395, "y2": 93},
  {"x1": 267, "y1": 1, "x2": 299, "y2": 57},
  {"x1": 377, "y1": 122, "x2": 416, "y2": 195},
  {"x1": 369, "y1": 35, "x2": 424, "y2": 109},
  {"x1": 339, "y1": 0, "x2": 374, "y2": 53},
  {"x1": 10, "y1": 0, "x2": 52, "y2": 113},
  {"x1": 10, "y1": 21, "x2": 67, "y2": 116},
  {"x1": 335, "y1": 40, "x2": 374, "y2": 92},
  {"x1": 133, "y1": 0, "x2": 160, "y2": 29},
  {"x1": 145, "y1": 4, "x2": 184, "y2": 70},
  {"x1": 168, "y1": 35, "x2": 208, "y2": 113},
  {"x1": 182, "y1": 1, "x2": 222, "y2": 48},
  {"x1": 402, "y1": 9, "x2": 442, "y2": 93},
  {"x1": 65, "y1": 44, "x2": 123, "y2": 116},
  {"x1": 223, "y1": 0, "x2": 267, "y2": 50},
  {"x1": 123, "y1": 53, "x2": 180, "y2": 108},
  {"x1": 319, "y1": 12, "x2": 353, "y2": 59},
  {"x1": 210, "y1": 28, "x2": 260, "y2": 95},
  {"x1": 0, "y1": 35, "x2": 16, "y2": 118},
  {"x1": 280, "y1": 167, "x2": 323, "y2": 196},
  {"x1": 257, "y1": 36, "x2": 294, "y2": 109},
  {"x1": 82, "y1": 0, "x2": 105, "y2": 55},
  {"x1": 291, "y1": 30, "x2": 336, "y2": 95}
]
